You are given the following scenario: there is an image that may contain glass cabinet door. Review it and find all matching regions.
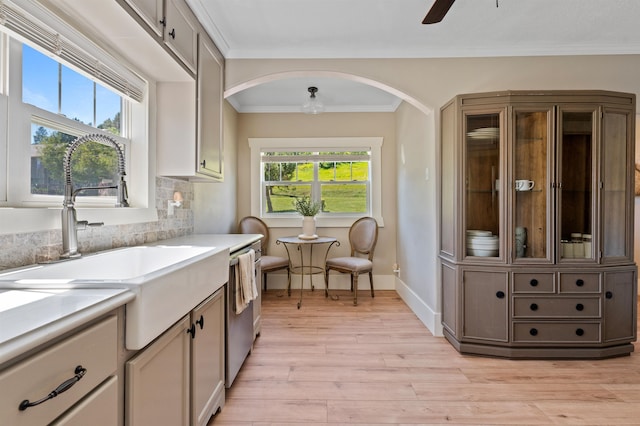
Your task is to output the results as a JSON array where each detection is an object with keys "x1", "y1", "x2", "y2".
[
  {"x1": 601, "y1": 108, "x2": 632, "y2": 262},
  {"x1": 464, "y1": 112, "x2": 501, "y2": 258},
  {"x1": 558, "y1": 108, "x2": 597, "y2": 262},
  {"x1": 513, "y1": 108, "x2": 552, "y2": 261}
]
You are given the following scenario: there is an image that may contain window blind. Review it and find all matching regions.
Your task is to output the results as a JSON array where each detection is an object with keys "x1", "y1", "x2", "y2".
[
  {"x1": 0, "y1": 0, "x2": 145, "y2": 102},
  {"x1": 261, "y1": 151, "x2": 371, "y2": 163}
]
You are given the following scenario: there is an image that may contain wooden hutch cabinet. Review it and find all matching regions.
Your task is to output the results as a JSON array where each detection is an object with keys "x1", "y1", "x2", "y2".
[{"x1": 440, "y1": 90, "x2": 637, "y2": 358}]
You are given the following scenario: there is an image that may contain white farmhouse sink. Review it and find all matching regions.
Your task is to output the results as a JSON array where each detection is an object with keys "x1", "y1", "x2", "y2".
[{"x1": 0, "y1": 245, "x2": 230, "y2": 350}]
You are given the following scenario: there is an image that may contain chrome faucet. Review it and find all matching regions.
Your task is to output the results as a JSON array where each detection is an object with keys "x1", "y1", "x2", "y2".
[{"x1": 61, "y1": 133, "x2": 129, "y2": 258}]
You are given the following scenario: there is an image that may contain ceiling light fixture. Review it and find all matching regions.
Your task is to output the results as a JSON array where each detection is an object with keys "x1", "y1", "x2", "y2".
[{"x1": 302, "y1": 86, "x2": 324, "y2": 114}]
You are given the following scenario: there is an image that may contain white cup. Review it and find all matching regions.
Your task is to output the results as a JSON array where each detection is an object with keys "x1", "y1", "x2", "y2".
[{"x1": 515, "y1": 179, "x2": 535, "y2": 191}]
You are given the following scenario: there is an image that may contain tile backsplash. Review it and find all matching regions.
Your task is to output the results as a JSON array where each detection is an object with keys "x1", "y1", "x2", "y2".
[{"x1": 0, "y1": 177, "x2": 194, "y2": 270}]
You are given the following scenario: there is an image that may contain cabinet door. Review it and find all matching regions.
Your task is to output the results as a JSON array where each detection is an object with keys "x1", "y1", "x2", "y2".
[
  {"x1": 191, "y1": 289, "x2": 225, "y2": 426},
  {"x1": 462, "y1": 270, "x2": 509, "y2": 342},
  {"x1": 196, "y1": 35, "x2": 224, "y2": 180},
  {"x1": 603, "y1": 270, "x2": 637, "y2": 342},
  {"x1": 601, "y1": 108, "x2": 634, "y2": 263},
  {"x1": 463, "y1": 109, "x2": 504, "y2": 260},
  {"x1": 164, "y1": 0, "x2": 197, "y2": 71},
  {"x1": 124, "y1": 0, "x2": 163, "y2": 36},
  {"x1": 557, "y1": 106, "x2": 598, "y2": 263},
  {"x1": 512, "y1": 107, "x2": 553, "y2": 262},
  {"x1": 126, "y1": 315, "x2": 190, "y2": 426}
]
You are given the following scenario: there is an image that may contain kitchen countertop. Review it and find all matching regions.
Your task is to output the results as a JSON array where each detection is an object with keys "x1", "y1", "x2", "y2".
[{"x1": 0, "y1": 233, "x2": 262, "y2": 366}]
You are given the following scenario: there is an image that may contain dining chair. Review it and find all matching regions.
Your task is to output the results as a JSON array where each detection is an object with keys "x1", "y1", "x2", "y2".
[
  {"x1": 325, "y1": 216, "x2": 379, "y2": 305},
  {"x1": 238, "y1": 216, "x2": 290, "y2": 292}
]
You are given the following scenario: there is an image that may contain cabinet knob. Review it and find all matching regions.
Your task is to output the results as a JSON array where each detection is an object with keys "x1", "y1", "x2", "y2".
[
  {"x1": 575, "y1": 279, "x2": 584, "y2": 287},
  {"x1": 187, "y1": 323, "x2": 196, "y2": 339},
  {"x1": 529, "y1": 328, "x2": 538, "y2": 336},
  {"x1": 529, "y1": 279, "x2": 538, "y2": 287},
  {"x1": 200, "y1": 160, "x2": 206, "y2": 168},
  {"x1": 530, "y1": 303, "x2": 539, "y2": 311},
  {"x1": 159, "y1": 17, "x2": 166, "y2": 27},
  {"x1": 576, "y1": 328, "x2": 585, "y2": 336},
  {"x1": 605, "y1": 291, "x2": 613, "y2": 299},
  {"x1": 496, "y1": 291, "x2": 505, "y2": 299},
  {"x1": 169, "y1": 28, "x2": 176, "y2": 39},
  {"x1": 196, "y1": 314, "x2": 204, "y2": 330},
  {"x1": 575, "y1": 303, "x2": 584, "y2": 311}
]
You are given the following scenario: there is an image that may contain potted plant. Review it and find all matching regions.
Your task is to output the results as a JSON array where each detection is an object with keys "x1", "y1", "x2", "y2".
[{"x1": 294, "y1": 196, "x2": 321, "y2": 238}]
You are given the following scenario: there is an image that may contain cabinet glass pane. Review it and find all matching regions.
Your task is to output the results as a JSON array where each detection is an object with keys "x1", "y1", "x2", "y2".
[
  {"x1": 514, "y1": 110, "x2": 549, "y2": 260},
  {"x1": 602, "y1": 111, "x2": 629, "y2": 259},
  {"x1": 559, "y1": 110, "x2": 594, "y2": 261},
  {"x1": 465, "y1": 113, "x2": 500, "y2": 258}
]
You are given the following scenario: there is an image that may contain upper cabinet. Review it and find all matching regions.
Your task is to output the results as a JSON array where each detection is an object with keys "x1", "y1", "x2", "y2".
[
  {"x1": 441, "y1": 91, "x2": 636, "y2": 266},
  {"x1": 123, "y1": 0, "x2": 198, "y2": 72}
]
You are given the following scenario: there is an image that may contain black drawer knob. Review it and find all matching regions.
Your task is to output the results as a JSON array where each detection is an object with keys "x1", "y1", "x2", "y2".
[
  {"x1": 576, "y1": 279, "x2": 584, "y2": 287},
  {"x1": 576, "y1": 303, "x2": 584, "y2": 311},
  {"x1": 496, "y1": 291, "x2": 505, "y2": 299},
  {"x1": 576, "y1": 328, "x2": 585, "y2": 336},
  {"x1": 529, "y1": 328, "x2": 538, "y2": 336},
  {"x1": 530, "y1": 303, "x2": 539, "y2": 311},
  {"x1": 530, "y1": 279, "x2": 538, "y2": 287},
  {"x1": 605, "y1": 291, "x2": 613, "y2": 299}
]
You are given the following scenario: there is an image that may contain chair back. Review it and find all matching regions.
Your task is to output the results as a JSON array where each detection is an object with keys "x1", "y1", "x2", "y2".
[
  {"x1": 349, "y1": 217, "x2": 378, "y2": 260},
  {"x1": 238, "y1": 216, "x2": 269, "y2": 254}
]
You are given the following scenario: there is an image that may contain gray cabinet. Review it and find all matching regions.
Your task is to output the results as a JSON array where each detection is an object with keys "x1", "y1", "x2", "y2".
[
  {"x1": 126, "y1": 288, "x2": 225, "y2": 426},
  {"x1": 440, "y1": 90, "x2": 637, "y2": 358},
  {"x1": 122, "y1": 0, "x2": 197, "y2": 71}
]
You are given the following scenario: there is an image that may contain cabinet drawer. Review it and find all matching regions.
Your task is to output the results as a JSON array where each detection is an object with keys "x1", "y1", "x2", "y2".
[
  {"x1": 51, "y1": 376, "x2": 118, "y2": 426},
  {"x1": 513, "y1": 273, "x2": 555, "y2": 293},
  {"x1": 513, "y1": 297, "x2": 601, "y2": 318},
  {"x1": 513, "y1": 322, "x2": 600, "y2": 343},
  {"x1": 559, "y1": 272, "x2": 601, "y2": 293},
  {"x1": 0, "y1": 316, "x2": 117, "y2": 426}
]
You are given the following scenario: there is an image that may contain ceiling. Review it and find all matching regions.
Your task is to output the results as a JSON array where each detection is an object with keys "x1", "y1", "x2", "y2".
[{"x1": 186, "y1": 0, "x2": 640, "y2": 113}]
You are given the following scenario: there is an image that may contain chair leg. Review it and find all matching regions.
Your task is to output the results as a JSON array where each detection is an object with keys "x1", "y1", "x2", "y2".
[
  {"x1": 353, "y1": 273, "x2": 361, "y2": 306},
  {"x1": 263, "y1": 273, "x2": 267, "y2": 291},
  {"x1": 324, "y1": 268, "x2": 330, "y2": 297},
  {"x1": 287, "y1": 268, "x2": 292, "y2": 296},
  {"x1": 350, "y1": 275, "x2": 354, "y2": 292},
  {"x1": 369, "y1": 271, "x2": 374, "y2": 298}
]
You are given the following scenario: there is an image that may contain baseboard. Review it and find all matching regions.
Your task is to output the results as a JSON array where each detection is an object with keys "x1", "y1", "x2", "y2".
[{"x1": 394, "y1": 276, "x2": 443, "y2": 337}]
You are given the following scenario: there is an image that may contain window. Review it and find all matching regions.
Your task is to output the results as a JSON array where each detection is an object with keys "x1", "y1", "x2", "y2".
[
  {"x1": 249, "y1": 137, "x2": 384, "y2": 228},
  {"x1": 262, "y1": 150, "x2": 370, "y2": 215}
]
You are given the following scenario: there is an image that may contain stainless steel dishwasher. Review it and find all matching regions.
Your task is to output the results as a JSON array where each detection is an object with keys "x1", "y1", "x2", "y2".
[{"x1": 226, "y1": 241, "x2": 261, "y2": 387}]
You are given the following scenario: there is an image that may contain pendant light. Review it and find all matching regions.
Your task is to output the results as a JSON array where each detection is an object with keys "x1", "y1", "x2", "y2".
[{"x1": 302, "y1": 86, "x2": 325, "y2": 114}]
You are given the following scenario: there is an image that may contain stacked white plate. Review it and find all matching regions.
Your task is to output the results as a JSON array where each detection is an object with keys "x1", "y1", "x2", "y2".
[
  {"x1": 466, "y1": 127, "x2": 499, "y2": 140},
  {"x1": 466, "y1": 230, "x2": 498, "y2": 257}
]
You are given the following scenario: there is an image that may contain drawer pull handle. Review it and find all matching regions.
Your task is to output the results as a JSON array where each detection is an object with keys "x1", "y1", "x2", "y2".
[
  {"x1": 196, "y1": 314, "x2": 205, "y2": 330},
  {"x1": 530, "y1": 303, "x2": 539, "y2": 311},
  {"x1": 576, "y1": 303, "x2": 584, "y2": 311},
  {"x1": 529, "y1": 328, "x2": 538, "y2": 336},
  {"x1": 605, "y1": 291, "x2": 613, "y2": 299},
  {"x1": 19, "y1": 366, "x2": 87, "y2": 411},
  {"x1": 576, "y1": 279, "x2": 584, "y2": 287},
  {"x1": 529, "y1": 279, "x2": 538, "y2": 287},
  {"x1": 576, "y1": 328, "x2": 585, "y2": 336},
  {"x1": 496, "y1": 291, "x2": 505, "y2": 299}
]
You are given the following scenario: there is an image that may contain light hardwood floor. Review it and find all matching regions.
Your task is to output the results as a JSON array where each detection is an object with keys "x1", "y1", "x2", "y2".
[{"x1": 210, "y1": 289, "x2": 640, "y2": 425}]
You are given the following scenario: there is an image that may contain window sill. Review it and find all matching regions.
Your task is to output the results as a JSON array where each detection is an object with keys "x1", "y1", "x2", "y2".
[
  {"x1": 260, "y1": 215, "x2": 384, "y2": 229},
  {"x1": 0, "y1": 207, "x2": 158, "y2": 235}
]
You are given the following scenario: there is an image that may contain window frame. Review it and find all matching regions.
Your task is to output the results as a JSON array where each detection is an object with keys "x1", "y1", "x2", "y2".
[{"x1": 249, "y1": 137, "x2": 384, "y2": 228}]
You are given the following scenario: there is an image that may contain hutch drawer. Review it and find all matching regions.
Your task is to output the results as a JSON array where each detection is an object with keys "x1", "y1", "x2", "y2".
[
  {"x1": 512, "y1": 272, "x2": 555, "y2": 293},
  {"x1": 512, "y1": 322, "x2": 601, "y2": 343},
  {"x1": 512, "y1": 296, "x2": 600, "y2": 318},
  {"x1": 559, "y1": 272, "x2": 601, "y2": 293}
]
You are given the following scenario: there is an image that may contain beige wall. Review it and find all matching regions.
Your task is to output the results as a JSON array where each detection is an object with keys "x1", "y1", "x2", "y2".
[
  {"x1": 224, "y1": 54, "x2": 640, "y2": 333},
  {"x1": 235, "y1": 112, "x2": 397, "y2": 287}
]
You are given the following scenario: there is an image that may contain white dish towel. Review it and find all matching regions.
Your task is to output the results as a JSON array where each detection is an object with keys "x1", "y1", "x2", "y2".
[{"x1": 235, "y1": 249, "x2": 257, "y2": 314}]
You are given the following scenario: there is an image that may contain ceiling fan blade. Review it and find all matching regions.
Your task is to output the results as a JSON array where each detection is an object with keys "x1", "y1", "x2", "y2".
[{"x1": 422, "y1": 0, "x2": 456, "y2": 24}]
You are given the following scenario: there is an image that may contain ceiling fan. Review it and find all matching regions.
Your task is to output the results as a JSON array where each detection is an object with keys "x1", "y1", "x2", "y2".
[{"x1": 422, "y1": 0, "x2": 455, "y2": 24}]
